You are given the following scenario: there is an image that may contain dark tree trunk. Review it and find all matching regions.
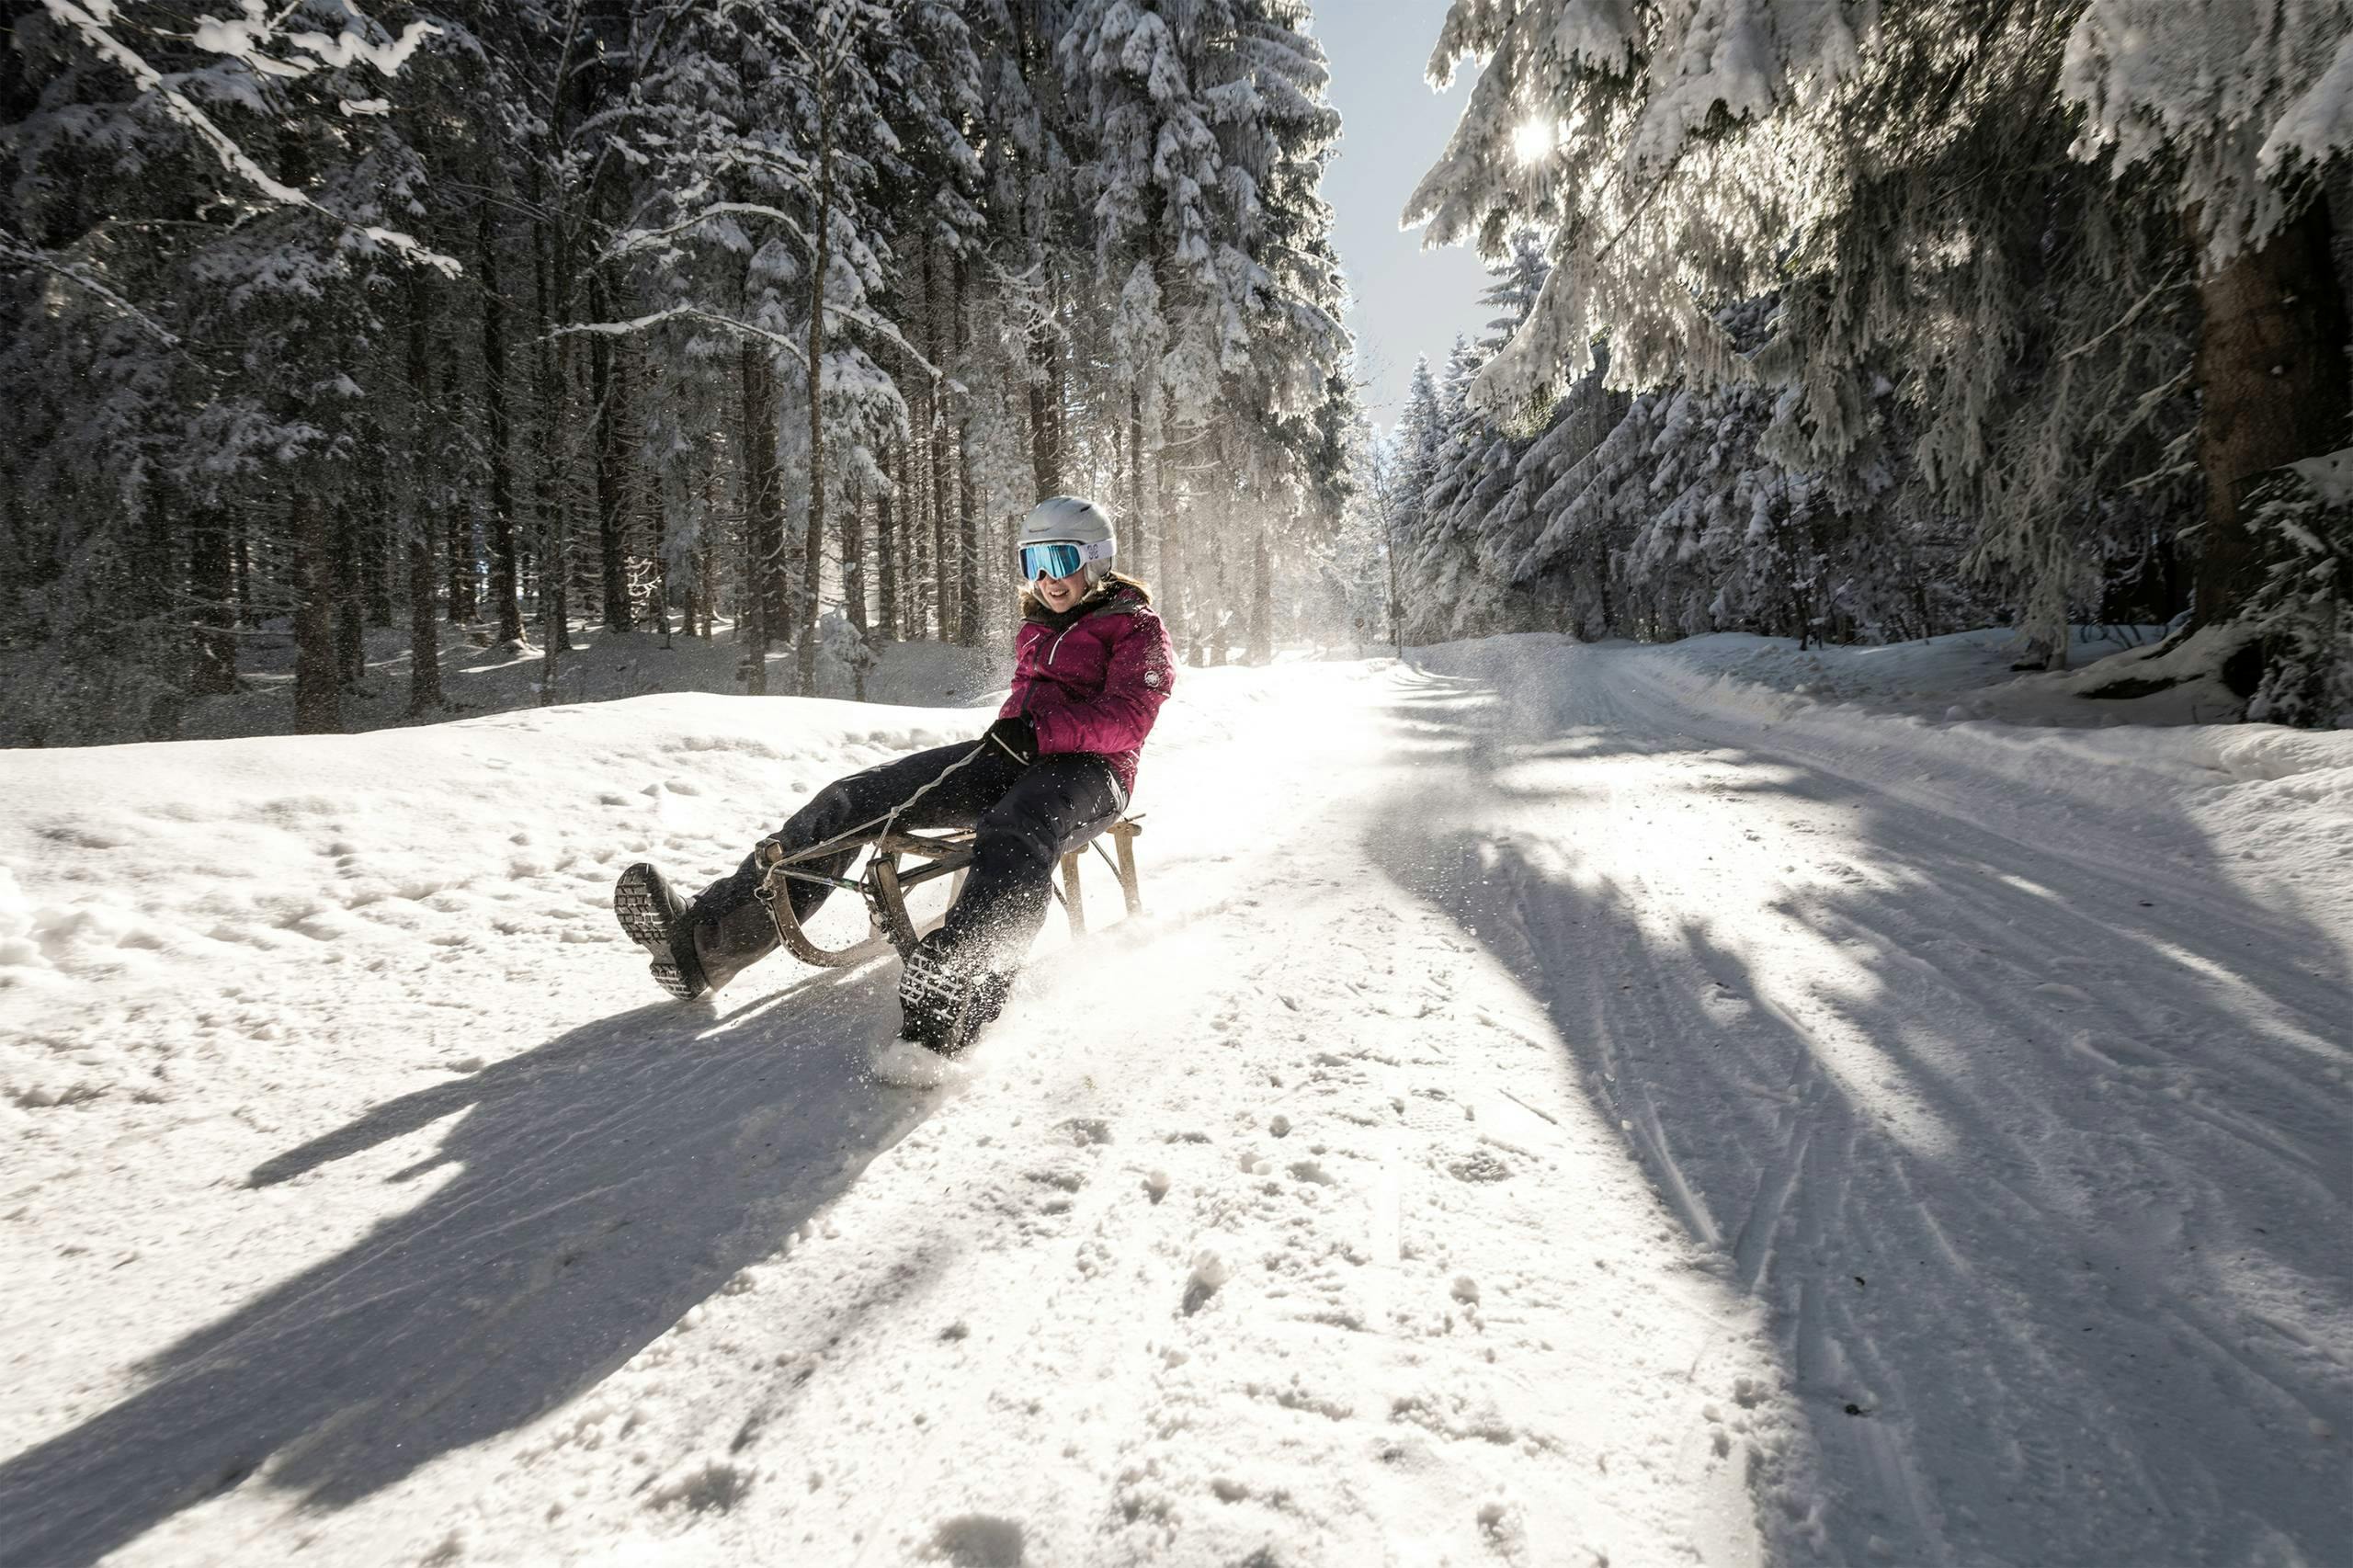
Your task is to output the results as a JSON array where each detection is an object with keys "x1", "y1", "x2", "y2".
[
  {"x1": 334, "y1": 504, "x2": 366, "y2": 685},
  {"x1": 233, "y1": 513, "x2": 253, "y2": 629},
  {"x1": 913, "y1": 429, "x2": 935, "y2": 636},
  {"x1": 842, "y1": 494, "x2": 867, "y2": 635},
  {"x1": 796, "y1": 101, "x2": 835, "y2": 693},
  {"x1": 363, "y1": 516, "x2": 394, "y2": 629},
  {"x1": 923, "y1": 236, "x2": 955, "y2": 642},
  {"x1": 591, "y1": 274, "x2": 632, "y2": 632},
  {"x1": 740, "y1": 342, "x2": 783, "y2": 693},
  {"x1": 189, "y1": 506, "x2": 238, "y2": 695},
  {"x1": 406, "y1": 535, "x2": 443, "y2": 714},
  {"x1": 695, "y1": 461, "x2": 717, "y2": 640},
  {"x1": 652, "y1": 482, "x2": 672, "y2": 647},
  {"x1": 955, "y1": 257, "x2": 983, "y2": 644},
  {"x1": 405, "y1": 267, "x2": 443, "y2": 714},
  {"x1": 1029, "y1": 277, "x2": 1061, "y2": 500},
  {"x1": 292, "y1": 491, "x2": 340, "y2": 733},
  {"x1": 1155, "y1": 447, "x2": 1184, "y2": 656},
  {"x1": 2192, "y1": 199, "x2": 2353, "y2": 626},
  {"x1": 875, "y1": 444, "x2": 899, "y2": 641},
  {"x1": 444, "y1": 512, "x2": 473, "y2": 624},
  {"x1": 479, "y1": 206, "x2": 524, "y2": 645},
  {"x1": 440, "y1": 350, "x2": 473, "y2": 625},
  {"x1": 1128, "y1": 384, "x2": 1147, "y2": 580},
  {"x1": 958, "y1": 423, "x2": 982, "y2": 648},
  {"x1": 532, "y1": 202, "x2": 572, "y2": 709}
]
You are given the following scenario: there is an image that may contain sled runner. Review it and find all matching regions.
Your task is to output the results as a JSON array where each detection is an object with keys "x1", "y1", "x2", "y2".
[{"x1": 750, "y1": 817, "x2": 1144, "y2": 969}]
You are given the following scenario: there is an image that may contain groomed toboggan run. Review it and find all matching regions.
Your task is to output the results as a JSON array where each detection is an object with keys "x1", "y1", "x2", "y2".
[{"x1": 4, "y1": 635, "x2": 2350, "y2": 1567}]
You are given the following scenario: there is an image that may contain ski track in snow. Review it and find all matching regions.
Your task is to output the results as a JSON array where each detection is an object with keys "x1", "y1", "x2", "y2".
[{"x1": 2, "y1": 645, "x2": 2349, "y2": 1566}]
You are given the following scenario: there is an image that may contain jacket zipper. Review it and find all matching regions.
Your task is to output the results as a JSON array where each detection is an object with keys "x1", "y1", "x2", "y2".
[{"x1": 1019, "y1": 597, "x2": 1121, "y2": 720}]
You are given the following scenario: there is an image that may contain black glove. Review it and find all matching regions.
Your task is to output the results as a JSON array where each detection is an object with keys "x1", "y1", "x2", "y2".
[{"x1": 983, "y1": 715, "x2": 1037, "y2": 764}]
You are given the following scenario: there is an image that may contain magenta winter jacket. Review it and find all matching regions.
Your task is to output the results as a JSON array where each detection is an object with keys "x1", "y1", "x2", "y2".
[{"x1": 1002, "y1": 585, "x2": 1176, "y2": 799}]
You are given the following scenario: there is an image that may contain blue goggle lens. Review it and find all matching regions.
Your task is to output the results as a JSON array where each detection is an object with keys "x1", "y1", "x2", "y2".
[{"x1": 1019, "y1": 541, "x2": 1087, "y2": 582}]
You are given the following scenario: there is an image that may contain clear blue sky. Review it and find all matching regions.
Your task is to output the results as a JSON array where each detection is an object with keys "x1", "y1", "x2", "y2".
[{"x1": 1314, "y1": 2, "x2": 1495, "y2": 427}]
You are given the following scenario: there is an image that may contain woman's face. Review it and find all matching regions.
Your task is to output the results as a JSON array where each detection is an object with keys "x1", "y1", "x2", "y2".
[{"x1": 1035, "y1": 564, "x2": 1086, "y2": 612}]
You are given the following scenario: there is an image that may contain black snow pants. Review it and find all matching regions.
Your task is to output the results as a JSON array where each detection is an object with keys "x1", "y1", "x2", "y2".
[{"x1": 691, "y1": 741, "x2": 1123, "y2": 982}]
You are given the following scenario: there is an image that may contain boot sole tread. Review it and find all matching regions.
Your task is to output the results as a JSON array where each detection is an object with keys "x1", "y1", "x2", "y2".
[{"x1": 614, "y1": 865, "x2": 701, "y2": 1002}]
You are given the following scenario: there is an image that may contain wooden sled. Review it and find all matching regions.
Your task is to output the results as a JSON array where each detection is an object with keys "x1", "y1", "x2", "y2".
[{"x1": 751, "y1": 817, "x2": 1144, "y2": 968}]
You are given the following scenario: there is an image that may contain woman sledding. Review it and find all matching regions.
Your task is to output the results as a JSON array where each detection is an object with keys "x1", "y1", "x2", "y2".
[{"x1": 612, "y1": 495, "x2": 1176, "y2": 1054}]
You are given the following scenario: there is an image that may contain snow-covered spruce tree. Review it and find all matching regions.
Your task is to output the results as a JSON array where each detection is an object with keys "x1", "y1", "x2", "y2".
[
  {"x1": 1402, "y1": 0, "x2": 2209, "y2": 665},
  {"x1": 1060, "y1": 0, "x2": 1350, "y2": 663},
  {"x1": 2, "y1": 0, "x2": 449, "y2": 742},
  {"x1": 4, "y1": 0, "x2": 1361, "y2": 741},
  {"x1": 1399, "y1": 336, "x2": 1503, "y2": 643},
  {"x1": 2065, "y1": 0, "x2": 2353, "y2": 678}
]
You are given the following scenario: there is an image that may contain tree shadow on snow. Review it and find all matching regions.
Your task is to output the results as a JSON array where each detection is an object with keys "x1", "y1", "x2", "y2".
[
  {"x1": 0, "y1": 961, "x2": 938, "y2": 1565},
  {"x1": 1365, "y1": 656, "x2": 2353, "y2": 1568}
]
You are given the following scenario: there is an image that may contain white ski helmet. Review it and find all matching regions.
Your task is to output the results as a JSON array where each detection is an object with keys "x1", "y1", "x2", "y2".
[{"x1": 1016, "y1": 495, "x2": 1118, "y2": 585}]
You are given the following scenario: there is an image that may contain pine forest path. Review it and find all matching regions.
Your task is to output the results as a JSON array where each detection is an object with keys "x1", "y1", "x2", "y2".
[{"x1": 1, "y1": 646, "x2": 2347, "y2": 1567}]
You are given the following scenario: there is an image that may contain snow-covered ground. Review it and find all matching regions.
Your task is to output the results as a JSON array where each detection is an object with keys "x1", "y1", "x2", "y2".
[
  {"x1": 155, "y1": 619, "x2": 1015, "y2": 745},
  {"x1": 5, "y1": 632, "x2": 2350, "y2": 1566}
]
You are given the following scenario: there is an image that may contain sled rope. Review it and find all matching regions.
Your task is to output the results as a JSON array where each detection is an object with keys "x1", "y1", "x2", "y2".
[{"x1": 751, "y1": 735, "x2": 1000, "y2": 937}]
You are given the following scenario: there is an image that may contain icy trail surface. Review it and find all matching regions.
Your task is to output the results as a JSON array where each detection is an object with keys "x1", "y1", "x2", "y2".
[{"x1": 4, "y1": 638, "x2": 2349, "y2": 1567}]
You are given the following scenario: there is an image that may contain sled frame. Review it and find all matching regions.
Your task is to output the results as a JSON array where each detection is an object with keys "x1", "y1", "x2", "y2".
[{"x1": 753, "y1": 817, "x2": 1143, "y2": 969}]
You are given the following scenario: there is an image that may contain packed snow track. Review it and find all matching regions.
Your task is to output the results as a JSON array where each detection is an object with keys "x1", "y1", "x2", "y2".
[{"x1": 3, "y1": 638, "x2": 2348, "y2": 1566}]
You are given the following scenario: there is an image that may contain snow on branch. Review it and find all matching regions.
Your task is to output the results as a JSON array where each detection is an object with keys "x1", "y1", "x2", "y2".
[
  {"x1": 610, "y1": 201, "x2": 816, "y2": 260},
  {"x1": 40, "y1": 0, "x2": 460, "y2": 277},
  {"x1": 551, "y1": 303, "x2": 942, "y2": 383}
]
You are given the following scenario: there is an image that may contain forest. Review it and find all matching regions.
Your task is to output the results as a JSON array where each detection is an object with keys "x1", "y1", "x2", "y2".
[
  {"x1": 3, "y1": 0, "x2": 1351, "y2": 744},
  {"x1": 6, "y1": 1, "x2": 2353, "y2": 745}
]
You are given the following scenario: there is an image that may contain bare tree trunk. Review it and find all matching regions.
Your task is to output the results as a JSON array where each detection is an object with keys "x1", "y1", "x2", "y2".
[
  {"x1": 698, "y1": 460, "x2": 718, "y2": 640},
  {"x1": 478, "y1": 205, "x2": 524, "y2": 646},
  {"x1": 233, "y1": 513, "x2": 254, "y2": 629},
  {"x1": 796, "y1": 97, "x2": 835, "y2": 694},
  {"x1": 2191, "y1": 199, "x2": 2352, "y2": 627},
  {"x1": 591, "y1": 274, "x2": 633, "y2": 633},
  {"x1": 363, "y1": 518, "x2": 394, "y2": 629},
  {"x1": 913, "y1": 437, "x2": 927, "y2": 641},
  {"x1": 532, "y1": 207, "x2": 571, "y2": 706},
  {"x1": 1156, "y1": 447, "x2": 1190, "y2": 661},
  {"x1": 404, "y1": 267, "x2": 442, "y2": 714},
  {"x1": 292, "y1": 489, "x2": 340, "y2": 733},
  {"x1": 406, "y1": 535, "x2": 443, "y2": 714},
  {"x1": 740, "y1": 342, "x2": 782, "y2": 693},
  {"x1": 1128, "y1": 384, "x2": 1147, "y2": 579},
  {"x1": 921, "y1": 235, "x2": 955, "y2": 642},
  {"x1": 189, "y1": 505, "x2": 238, "y2": 695},
  {"x1": 876, "y1": 444, "x2": 899, "y2": 641},
  {"x1": 1029, "y1": 265, "x2": 1061, "y2": 499},
  {"x1": 334, "y1": 503, "x2": 366, "y2": 685},
  {"x1": 652, "y1": 483, "x2": 672, "y2": 648},
  {"x1": 846, "y1": 483, "x2": 870, "y2": 616},
  {"x1": 954, "y1": 257, "x2": 983, "y2": 644}
]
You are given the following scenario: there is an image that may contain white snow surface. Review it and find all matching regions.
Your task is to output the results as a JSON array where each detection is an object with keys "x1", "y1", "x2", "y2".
[{"x1": 5, "y1": 632, "x2": 2351, "y2": 1566}]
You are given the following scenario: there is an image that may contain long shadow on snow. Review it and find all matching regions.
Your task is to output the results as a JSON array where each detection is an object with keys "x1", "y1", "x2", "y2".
[
  {"x1": 1366, "y1": 658, "x2": 2353, "y2": 1568},
  {"x1": 0, "y1": 962, "x2": 941, "y2": 1565}
]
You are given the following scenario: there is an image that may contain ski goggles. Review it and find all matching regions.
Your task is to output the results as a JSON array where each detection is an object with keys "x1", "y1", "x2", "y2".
[{"x1": 1017, "y1": 538, "x2": 1114, "y2": 582}]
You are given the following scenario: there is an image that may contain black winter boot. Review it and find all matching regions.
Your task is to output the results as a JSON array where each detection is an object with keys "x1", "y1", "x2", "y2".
[
  {"x1": 615, "y1": 862, "x2": 783, "y2": 1001},
  {"x1": 614, "y1": 863, "x2": 710, "y2": 1000},
  {"x1": 897, "y1": 937, "x2": 1013, "y2": 1055}
]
